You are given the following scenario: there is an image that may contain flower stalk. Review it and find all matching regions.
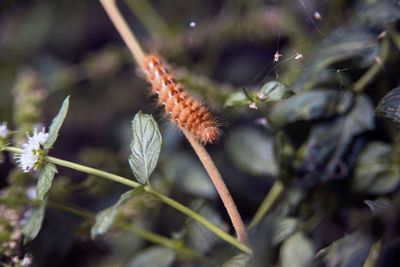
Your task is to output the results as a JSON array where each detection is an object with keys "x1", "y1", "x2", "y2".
[{"x1": 2, "y1": 146, "x2": 252, "y2": 254}]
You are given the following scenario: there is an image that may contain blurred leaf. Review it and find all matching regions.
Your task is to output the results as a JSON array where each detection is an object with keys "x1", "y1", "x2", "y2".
[
  {"x1": 269, "y1": 90, "x2": 353, "y2": 127},
  {"x1": 187, "y1": 200, "x2": 227, "y2": 253},
  {"x1": 363, "y1": 240, "x2": 381, "y2": 267},
  {"x1": 364, "y1": 199, "x2": 392, "y2": 214},
  {"x1": 165, "y1": 153, "x2": 216, "y2": 198},
  {"x1": 226, "y1": 126, "x2": 277, "y2": 176},
  {"x1": 353, "y1": 142, "x2": 400, "y2": 194},
  {"x1": 4, "y1": 3, "x2": 54, "y2": 56},
  {"x1": 36, "y1": 163, "x2": 58, "y2": 201},
  {"x1": 222, "y1": 253, "x2": 251, "y2": 267},
  {"x1": 357, "y1": 0, "x2": 400, "y2": 26},
  {"x1": 316, "y1": 231, "x2": 374, "y2": 267},
  {"x1": 44, "y1": 96, "x2": 70, "y2": 150},
  {"x1": 292, "y1": 27, "x2": 379, "y2": 92},
  {"x1": 91, "y1": 189, "x2": 140, "y2": 239},
  {"x1": 274, "y1": 132, "x2": 296, "y2": 180},
  {"x1": 376, "y1": 87, "x2": 400, "y2": 123},
  {"x1": 280, "y1": 232, "x2": 315, "y2": 267},
  {"x1": 302, "y1": 95, "x2": 374, "y2": 174},
  {"x1": 312, "y1": 69, "x2": 352, "y2": 89},
  {"x1": 125, "y1": 246, "x2": 175, "y2": 267},
  {"x1": 22, "y1": 199, "x2": 47, "y2": 245},
  {"x1": 224, "y1": 91, "x2": 251, "y2": 107},
  {"x1": 259, "y1": 81, "x2": 294, "y2": 102},
  {"x1": 129, "y1": 111, "x2": 162, "y2": 184},
  {"x1": 272, "y1": 217, "x2": 298, "y2": 245}
]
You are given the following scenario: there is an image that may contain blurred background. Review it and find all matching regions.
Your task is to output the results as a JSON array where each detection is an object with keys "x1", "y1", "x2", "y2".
[{"x1": 1, "y1": 0, "x2": 400, "y2": 266}]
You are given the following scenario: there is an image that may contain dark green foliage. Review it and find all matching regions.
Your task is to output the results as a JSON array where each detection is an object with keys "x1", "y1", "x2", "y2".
[
  {"x1": 2, "y1": 0, "x2": 400, "y2": 266},
  {"x1": 124, "y1": 246, "x2": 175, "y2": 267},
  {"x1": 376, "y1": 87, "x2": 400, "y2": 123}
]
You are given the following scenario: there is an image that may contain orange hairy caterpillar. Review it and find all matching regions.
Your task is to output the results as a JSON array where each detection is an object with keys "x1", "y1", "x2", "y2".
[{"x1": 141, "y1": 54, "x2": 219, "y2": 143}]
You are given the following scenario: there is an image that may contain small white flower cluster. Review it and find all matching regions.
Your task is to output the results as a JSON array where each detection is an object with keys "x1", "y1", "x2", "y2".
[
  {"x1": 0, "y1": 122, "x2": 10, "y2": 138},
  {"x1": 15, "y1": 127, "x2": 49, "y2": 173}
]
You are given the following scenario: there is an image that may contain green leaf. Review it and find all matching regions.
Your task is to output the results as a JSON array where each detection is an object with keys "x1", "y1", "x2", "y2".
[
  {"x1": 22, "y1": 199, "x2": 47, "y2": 245},
  {"x1": 129, "y1": 111, "x2": 162, "y2": 184},
  {"x1": 226, "y1": 126, "x2": 277, "y2": 176},
  {"x1": 301, "y1": 95, "x2": 375, "y2": 177},
  {"x1": 292, "y1": 26, "x2": 379, "y2": 92},
  {"x1": 44, "y1": 96, "x2": 70, "y2": 150},
  {"x1": 358, "y1": 0, "x2": 400, "y2": 26},
  {"x1": 125, "y1": 246, "x2": 175, "y2": 267},
  {"x1": 269, "y1": 89, "x2": 353, "y2": 127},
  {"x1": 375, "y1": 87, "x2": 400, "y2": 123},
  {"x1": 224, "y1": 82, "x2": 294, "y2": 108},
  {"x1": 36, "y1": 163, "x2": 58, "y2": 201},
  {"x1": 364, "y1": 199, "x2": 392, "y2": 214},
  {"x1": 222, "y1": 253, "x2": 251, "y2": 267},
  {"x1": 259, "y1": 81, "x2": 294, "y2": 102},
  {"x1": 353, "y1": 141, "x2": 400, "y2": 194},
  {"x1": 280, "y1": 232, "x2": 315, "y2": 267},
  {"x1": 91, "y1": 189, "x2": 140, "y2": 239},
  {"x1": 224, "y1": 91, "x2": 252, "y2": 107},
  {"x1": 272, "y1": 217, "x2": 298, "y2": 245},
  {"x1": 166, "y1": 153, "x2": 216, "y2": 198},
  {"x1": 316, "y1": 231, "x2": 374, "y2": 267},
  {"x1": 187, "y1": 200, "x2": 226, "y2": 253},
  {"x1": 363, "y1": 240, "x2": 381, "y2": 267}
]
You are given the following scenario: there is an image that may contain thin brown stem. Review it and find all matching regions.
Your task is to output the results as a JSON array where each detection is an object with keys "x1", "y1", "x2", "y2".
[
  {"x1": 181, "y1": 127, "x2": 249, "y2": 244},
  {"x1": 99, "y1": 0, "x2": 249, "y2": 246}
]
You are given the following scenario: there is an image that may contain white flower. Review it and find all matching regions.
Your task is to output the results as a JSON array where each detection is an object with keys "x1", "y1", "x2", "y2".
[
  {"x1": 15, "y1": 127, "x2": 49, "y2": 172},
  {"x1": 0, "y1": 122, "x2": 10, "y2": 138},
  {"x1": 249, "y1": 102, "x2": 258, "y2": 110},
  {"x1": 26, "y1": 127, "x2": 49, "y2": 150},
  {"x1": 21, "y1": 253, "x2": 33, "y2": 266},
  {"x1": 15, "y1": 148, "x2": 38, "y2": 173}
]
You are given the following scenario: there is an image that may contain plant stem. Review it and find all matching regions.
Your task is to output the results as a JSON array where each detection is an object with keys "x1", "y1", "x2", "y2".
[
  {"x1": 352, "y1": 37, "x2": 389, "y2": 93},
  {"x1": 100, "y1": 0, "x2": 145, "y2": 64},
  {"x1": 0, "y1": 196, "x2": 206, "y2": 261},
  {"x1": 99, "y1": 0, "x2": 250, "y2": 249},
  {"x1": 3, "y1": 146, "x2": 141, "y2": 188},
  {"x1": 181, "y1": 128, "x2": 249, "y2": 245},
  {"x1": 145, "y1": 185, "x2": 252, "y2": 254},
  {"x1": 46, "y1": 203, "x2": 207, "y2": 261},
  {"x1": 2, "y1": 146, "x2": 252, "y2": 254},
  {"x1": 249, "y1": 180, "x2": 284, "y2": 228}
]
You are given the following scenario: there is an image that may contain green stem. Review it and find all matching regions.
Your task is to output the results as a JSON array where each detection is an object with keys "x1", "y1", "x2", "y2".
[
  {"x1": 4, "y1": 146, "x2": 141, "y2": 188},
  {"x1": 352, "y1": 37, "x2": 390, "y2": 93},
  {"x1": 145, "y1": 185, "x2": 252, "y2": 255},
  {"x1": 249, "y1": 180, "x2": 284, "y2": 228},
  {"x1": 388, "y1": 27, "x2": 400, "y2": 51},
  {"x1": 2, "y1": 146, "x2": 252, "y2": 254},
  {"x1": 46, "y1": 203, "x2": 206, "y2": 261},
  {"x1": 0, "y1": 197, "x2": 206, "y2": 261}
]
